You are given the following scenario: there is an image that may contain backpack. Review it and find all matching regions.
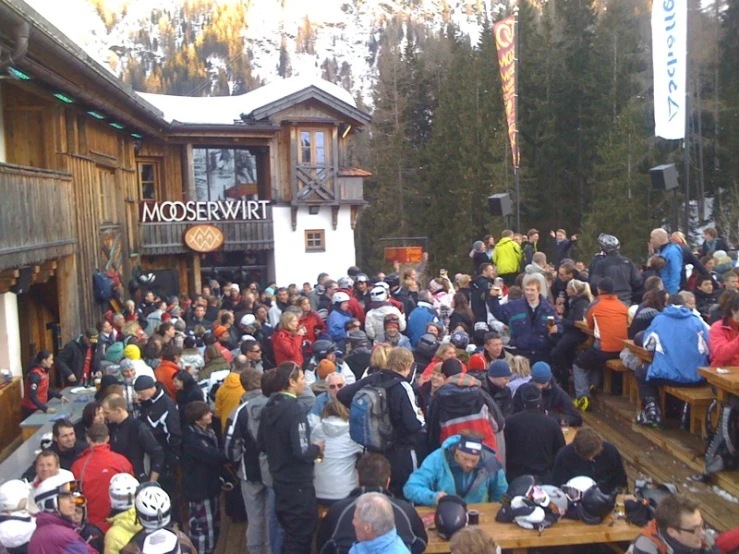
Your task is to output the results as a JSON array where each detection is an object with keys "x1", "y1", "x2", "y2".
[
  {"x1": 349, "y1": 381, "x2": 394, "y2": 450},
  {"x1": 433, "y1": 382, "x2": 498, "y2": 452},
  {"x1": 93, "y1": 271, "x2": 114, "y2": 303}
]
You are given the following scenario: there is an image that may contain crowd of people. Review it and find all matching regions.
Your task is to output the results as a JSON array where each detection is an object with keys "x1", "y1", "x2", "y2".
[{"x1": 2, "y1": 225, "x2": 739, "y2": 554}]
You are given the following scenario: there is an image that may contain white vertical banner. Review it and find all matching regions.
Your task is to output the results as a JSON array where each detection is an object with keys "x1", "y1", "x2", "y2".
[{"x1": 652, "y1": 0, "x2": 687, "y2": 140}]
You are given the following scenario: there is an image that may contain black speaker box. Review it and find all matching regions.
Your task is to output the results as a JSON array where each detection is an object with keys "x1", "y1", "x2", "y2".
[
  {"x1": 488, "y1": 193, "x2": 513, "y2": 217},
  {"x1": 650, "y1": 164, "x2": 679, "y2": 191}
]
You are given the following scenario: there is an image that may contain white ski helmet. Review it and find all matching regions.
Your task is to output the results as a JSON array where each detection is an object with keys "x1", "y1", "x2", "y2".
[
  {"x1": 562, "y1": 476, "x2": 597, "y2": 503},
  {"x1": 510, "y1": 496, "x2": 546, "y2": 530},
  {"x1": 34, "y1": 474, "x2": 80, "y2": 514},
  {"x1": 135, "y1": 483, "x2": 171, "y2": 531},
  {"x1": 337, "y1": 277, "x2": 354, "y2": 289},
  {"x1": 370, "y1": 286, "x2": 388, "y2": 302},
  {"x1": 0, "y1": 479, "x2": 31, "y2": 512},
  {"x1": 332, "y1": 291, "x2": 351, "y2": 305},
  {"x1": 109, "y1": 473, "x2": 140, "y2": 511}
]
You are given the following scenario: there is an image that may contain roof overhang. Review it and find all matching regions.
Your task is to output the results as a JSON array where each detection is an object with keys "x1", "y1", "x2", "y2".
[{"x1": 246, "y1": 85, "x2": 371, "y2": 126}]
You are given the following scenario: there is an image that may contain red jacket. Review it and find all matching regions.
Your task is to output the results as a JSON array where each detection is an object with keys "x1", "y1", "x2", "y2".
[
  {"x1": 22, "y1": 366, "x2": 49, "y2": 411},
  {"x1": 709, "y1": 318, "x2": 739, "y2": 367},
  {"x1": 299, "y1": 311, "x2": 325, "y2": 344},
  {"x1": 155, "y1": 360, "x2": 179, "y2": 399},
  {"x1": 336, "y1": 288, "x2": 366, "y2": 324},
  {"x1": 71, "y1": 444, "x2": 133, "y2": 532},
  {"x1": 272, "y1": 328, "x2": 304, "y2": 367},
  {"x1": 586, "y1": 294, "x2": 628, "y2": 352}
]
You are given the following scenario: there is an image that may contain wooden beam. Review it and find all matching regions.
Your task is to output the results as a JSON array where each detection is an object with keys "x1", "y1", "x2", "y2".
[
  {"x1": 39, "y1": 260, "x2": 58, "y2": 271},
  {"x1": 32, "y1": 270, "x2": 55, "y2": 284},
  {"x1": 0, "y1": 270, "x2": 20, "y2": 280}
]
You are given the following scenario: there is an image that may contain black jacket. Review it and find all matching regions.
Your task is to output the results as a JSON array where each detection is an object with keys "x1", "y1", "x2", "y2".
[
  {"x1": 393, "y1": 288, "x2": 416, "y2": 316},
  {"x1": 109, "y1": 414, "x2": 165, "y2": 480},
  {"x1": 182, "y1": 424, "x2": 228, "y2": 501},
  {"x1": 56, "y1": 336, "x2": 101, "y2": 384},
  {"x1": 512, "y1": 379, "x2": 582, "y2": 427},
  {"x1": 344, "y1": 347, "x2": 371, "y2": 381},
  {"x1": 337, "y1": 370, "x2": 425, "y2": 449},
  {"x1": 257, "y1": 392, "x2": 319, "y2": 486},
  {"x1": 175, "y1": 379, "x2": 204, "y2": 419},
  {"x1": 694, "y1": 287, "x2": 720, "y2": 319},
  {"x1": 628, "y1": 305, "x2": 662, "y2": 339},
  {"x1": 50, "y1": 440, "x2": 88, "y2": 471},
  {"x1": 589, "y1": 253, "x2": 643, "y2": 305},
  {"x1": 316, "y1": 486, "x2": 427, "y2": 554},
  {"x1": 470, "y1": 275, "x2": 494, "y2": 324},
  {"x1": 550, "y1": 441, "x2": 628, "y2": 494},
  {"x1": 482, "y1": 379, "x2": 514, "y2": 419},
  {"x1": 551, "y1": 271, "x2": 582, "y2": 303},
  {"x1": 138, "y1": 384, "x2": 181, "y2": 468},
  {"x1": 449, "y1": 311, "x2": 474, "y2": 334},
  {"x1": 472, "y1": 251, "x2": 490, "y2": 274},
  {"x1": 553, "y1": 238, "x2": 576, "y2": 268},
  {"x1": 700, "y1": 236, "x2": 730, "y2": 257},
  {"x1": 504, "y1": 408, "x2": 565, "y2": 481}
]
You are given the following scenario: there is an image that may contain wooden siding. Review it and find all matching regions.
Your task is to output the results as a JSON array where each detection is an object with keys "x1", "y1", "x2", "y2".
[
  {"x1": 140, "y1": 219, "x2": 274, "y2": 255},
  {"x1": 0, "y1": 163, "x2": 77, "y2": 270}
]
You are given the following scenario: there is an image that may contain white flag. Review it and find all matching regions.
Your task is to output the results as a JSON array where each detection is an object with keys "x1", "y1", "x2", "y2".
[{"x1": 652, "y1": 0, "x2": 687, "y2": 140}]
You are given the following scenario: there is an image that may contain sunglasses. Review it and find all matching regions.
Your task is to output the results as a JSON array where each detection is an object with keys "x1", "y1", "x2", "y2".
[
  {"x1": 328, "y1": 383, "x2": 345, "y2": 390},
  {"x1": 250, "y1": 349, "x2": 262, "y2": 354}
]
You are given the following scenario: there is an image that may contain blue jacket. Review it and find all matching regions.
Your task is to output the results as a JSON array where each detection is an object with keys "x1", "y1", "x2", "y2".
[
  {"x1": 407, "y1": 303, "x2": 439, "y2": 347},
  {"x1": 658, "y1": 242, "x2": 684, "y2": 294},
  {"x1": 310, "y1": 391, "x2": 330, "y2": 418},
  {"x1": 490, "y1": 296, "x2": 561, "y2": 356},
  {"x1": 348, "y1": 528, "x2": 410, "y2": 554},
  {"x1": 328, "y1": 308, "x2": 353, "y2": 342},
  {"x1": 644, "y1": 305, "x2": 709, "y2": 384},
  {"x1": 403, "y1": 435, "x2": 507, "y2": 507}
]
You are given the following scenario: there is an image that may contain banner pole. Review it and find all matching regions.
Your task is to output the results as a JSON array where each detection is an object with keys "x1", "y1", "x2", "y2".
[
  {"x1": 514, "y1": 3, "x2": 521, "y2": 233},
  {"x1": 683, "y1": 3, "x2": 690, "y2": 234}
]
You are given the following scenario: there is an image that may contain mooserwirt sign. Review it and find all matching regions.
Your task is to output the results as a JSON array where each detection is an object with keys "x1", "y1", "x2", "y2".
[{"x1": 140, "y1": 200, "x2": 270, "y2": 223}]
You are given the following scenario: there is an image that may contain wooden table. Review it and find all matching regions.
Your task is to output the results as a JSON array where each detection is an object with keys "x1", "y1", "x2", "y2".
[
  {"x1": 19, "y1": 386, "x2": 85, "y2": 440},
  {"x1": 563, "y1": 426, "x2": 577, "y2": 445},
  {"x1": 417, "y1": 502, "x2": 636, "y2": 553},
  {"x1": 622, "y1": 340, "x2": 653, "y2": 364},
  {"x1": 575, "y1": 320, "x2": 594, "y2": 336},
  {"x1": 698, "y1": 366, "x2": 739, "y2": 403}
]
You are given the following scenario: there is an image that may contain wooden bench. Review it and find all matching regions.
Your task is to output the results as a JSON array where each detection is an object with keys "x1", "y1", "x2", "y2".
[
  {"x1": 604, "y1": 359, "x2": 637, "y2": 403},
  {"x1": 660, "y1": 385, "x2": 717, "y2": 438}
]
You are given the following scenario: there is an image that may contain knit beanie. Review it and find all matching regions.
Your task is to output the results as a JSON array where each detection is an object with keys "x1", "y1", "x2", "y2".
[
  {"x1": 531, "y1": 361, "x2": 552, "y2": 384},
  {"x1": 487, "y1": 360, "x2": 512, "y2": 378},
  {"x1": 106, "y1": 342, "x2": 124, "y2": 363},
  {"x1": 124, "y1": 344, "x2": 141, "y2": 361},
  {"x1": 317, "y1": 359, "x2": 336, "y2": 380}
]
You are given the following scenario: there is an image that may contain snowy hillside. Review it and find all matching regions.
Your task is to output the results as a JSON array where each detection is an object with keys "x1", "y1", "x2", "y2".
[{"x1": 24, "y1": 0, "x2": 499, "y2": 105}]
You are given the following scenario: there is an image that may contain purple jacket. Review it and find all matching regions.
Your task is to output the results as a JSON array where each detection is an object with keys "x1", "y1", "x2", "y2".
[{"x1": 28, "y1": 513, "x2": 97, "y2": 554}]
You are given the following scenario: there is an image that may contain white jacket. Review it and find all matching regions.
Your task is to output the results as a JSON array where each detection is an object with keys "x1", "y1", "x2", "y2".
[
  {"x1": 365, "y1": 304, "x2": 406, "y2": 343},
  {"x1": 267, "y1": 304, "x2": 283, "y2": 328},
  {"x1": 311, "y1": 417, "x2": 363, "y2": 500},
  {"x1": 0, "y1": 510, "x2": 35, "y2": 549}
]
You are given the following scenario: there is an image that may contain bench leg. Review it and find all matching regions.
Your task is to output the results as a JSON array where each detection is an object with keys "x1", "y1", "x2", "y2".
[
  {"x1": 659, "y1": 389, "x2": 666, "y2": 419},
  {"x1": 604, "y1": 368, "x2": 613, "y2": 395}
]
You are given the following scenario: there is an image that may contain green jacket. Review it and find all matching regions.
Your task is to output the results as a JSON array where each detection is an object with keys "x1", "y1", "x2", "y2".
[{"x1": 493, "y1": 237, "x2": 523, "y2": 275}]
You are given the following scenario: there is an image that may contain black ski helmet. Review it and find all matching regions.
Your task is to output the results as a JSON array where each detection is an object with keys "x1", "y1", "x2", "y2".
[
  {"x1": 434, "y1": 495, "x2": 467, "y2": 540},
  {"x1": 577, "y1": 486, "x2": 616, "y2": 525}
]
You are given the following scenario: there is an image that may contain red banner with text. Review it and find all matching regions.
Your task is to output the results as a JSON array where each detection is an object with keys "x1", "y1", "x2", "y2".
[{"x1": 493, "y1": 15, "x2": 519, "y2": 169}]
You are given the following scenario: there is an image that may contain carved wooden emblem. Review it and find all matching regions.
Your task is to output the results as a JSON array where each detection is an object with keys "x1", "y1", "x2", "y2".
[{"x1": 183, "y1": 224, "x2": 225, "y2": 253}]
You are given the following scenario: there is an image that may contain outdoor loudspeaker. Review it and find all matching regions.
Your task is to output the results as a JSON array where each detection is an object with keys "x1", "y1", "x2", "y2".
[
  {"x1": 488, "y1": 193, "x2": 512, "y2": 217},
  {"x1": 650, "y1": 164, "x2": 679, "y2": 191}
]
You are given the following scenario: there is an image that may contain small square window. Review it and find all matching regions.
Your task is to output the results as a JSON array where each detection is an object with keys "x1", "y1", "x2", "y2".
[{"x1": 305, "y1": 229, "x2": 326, "y2": 253}]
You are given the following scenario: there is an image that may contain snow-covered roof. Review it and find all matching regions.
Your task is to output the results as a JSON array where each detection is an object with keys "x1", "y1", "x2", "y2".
[{"x1": 137, "y1": 76, "x2": 359, "y2": 125}]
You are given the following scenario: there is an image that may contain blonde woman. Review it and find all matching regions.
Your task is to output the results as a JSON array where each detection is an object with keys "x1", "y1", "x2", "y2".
[
  {"x1": 549, "y1": 279, "x2": 593, "y2": 387},
  {"x1": 418, "y1": 362, "x2": 445, "y2": 417},
  {"x1": 311, "y1": 400, "x2": 363, "y2": 504},
  {"x1": 507, "y1": 355, "x2": 532, "y2": 395},
  {"x1": 419, "y1": 343, "x2": 458, "y2": 382},
  {"x1": 272, "y1": 311, "x2": 306, "y2": 366},
  {"x1": 449, "y1": 526, "x2": 500, "y2": 554},
  {"x1": 361, "y1": 343, "x2": 392, "y2": 378}
]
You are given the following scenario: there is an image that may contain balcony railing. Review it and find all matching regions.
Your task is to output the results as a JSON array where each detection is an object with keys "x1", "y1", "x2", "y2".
[
  {"x1": 140, "y1": 218, "x2": 274, "y2": 255},
  {"x1": 292, "y1": 166, "x2": 369, "y2": 205},
  {"x1": 0, "y1": 163, "x2": 77, "y2": 271}
]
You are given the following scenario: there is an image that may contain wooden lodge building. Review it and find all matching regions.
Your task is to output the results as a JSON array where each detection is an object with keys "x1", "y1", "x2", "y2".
[{"x1": 0, "y1": 0, "x2": 370, "y2": 445}]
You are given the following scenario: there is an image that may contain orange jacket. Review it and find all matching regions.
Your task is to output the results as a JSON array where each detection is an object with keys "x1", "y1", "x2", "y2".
[
  {"x1": 155, "y1": 359, "x2": 179, "y2": 399},
  {"x1": 586, "y1": 294, "x2": 628, "y2": 352}
]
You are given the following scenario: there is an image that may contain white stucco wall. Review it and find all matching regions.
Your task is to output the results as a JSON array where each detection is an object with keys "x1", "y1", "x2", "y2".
[
  {"x1": 272, "y1": 205, "x2": 356, "y2": 286},
  {"x1": 0, "y1": 83, "x2": 6, "y2": 163},
  {"x1": 0, "y1": 293, "x2": 22, "y2": 377}
]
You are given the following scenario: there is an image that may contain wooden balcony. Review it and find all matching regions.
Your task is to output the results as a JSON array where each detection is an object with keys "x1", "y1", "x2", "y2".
[
  {"x1": 292, "y1": 166, "x2": 370, "y2": 206},
  {"x1": 139, "y1": 215, "x2": 274, "y2": 255},
  {"x1": 0, "y1": 163, "x2": 77, "y2": 271}
]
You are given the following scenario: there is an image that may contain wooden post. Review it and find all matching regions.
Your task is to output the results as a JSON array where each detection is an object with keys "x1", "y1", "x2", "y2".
[
  {"x1": 181, "y1": 144, "x2": 196, "y2": 201},
  {"x1": 57, "y1": 254, "x2": 81, "y2": 344},
  {"x1": 191, "y1": 254, "x2": 202, "y2": 297}
]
